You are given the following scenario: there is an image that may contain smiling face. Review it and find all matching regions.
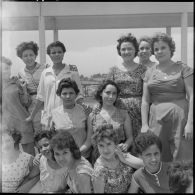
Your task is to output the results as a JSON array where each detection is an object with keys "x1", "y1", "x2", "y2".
[
  {"x1": 37, "y1": 137, "x2": 52, "y2": 159},
  {"x1": 138, "y1": 41, "x2": 152, "y2": 61},
  {"x1": 101, "y1": 84, "x2": 118, "y2": 106},
  {"x1": 22, "y1": 49, "x2": 36, "y2": 68},
  {"x1": 2, "y1": 133, "x2": 15, "y2": 153},
  {"x1": 120, "y1": 41, "x2": 136, "y2": 62},
  {"x1": 97, "y1": 138, "x2": 116, "y2": 160},
  {"x1": 53, "y1": 147, "x2": 73, "y2": 168},
  {"x1": 141, "y1": 144, "x2": 161, "y2": 174},
  {"x1": 49, "y1": 46, "x2": 64, "y2": 64},
  {"x1": 153, "y1": 40, "x2": 172, "y2": 63},
  {"x1": 60, "y1": 87, "x2": 77, "y2": 108}
]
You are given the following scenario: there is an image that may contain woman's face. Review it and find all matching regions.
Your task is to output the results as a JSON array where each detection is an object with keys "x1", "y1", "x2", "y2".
[
  {"x1": 60, "y1": 87, "x2": 77, "y2": 108},
  {"x1": 49, "y1": 46, "x2": 64, "y2": 64},
  {"x1": 153, "y1": 40, "x2": 172, "y2": 63},
  {"x1": 138, "y1": 41, "x2": 152, "y2": 61},
  {"x1": 101, "y1": 84, "x2": 118, "y2": 106},
  {"x1": 141, "y1": 144, "x2": 161, "y2": 174},
  {"x1": 2, "y1": 133, "x2": 15, "y2": 153},
  {"x1": 120, "y1": 41, "x2": 136, "y2": 61},
  {"x1": 97, "y1": 138, "x2": 116, "y2": 160},
  {"x1": 2, "y1": 63, "x2": 11, "y2": 81},
  {"x1": 53, "y1": 147, "x2": 73, "y2": 168},
  {"x1": 37, "y1": 137, "x2": 52, "y2": 160},
  {"x1": 22, "y1": 49, "x2": 36, "y2": 68}
]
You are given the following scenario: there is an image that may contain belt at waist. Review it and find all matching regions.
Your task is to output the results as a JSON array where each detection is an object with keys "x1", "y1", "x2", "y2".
[{"x1": 29, "y1": 92, "x2": 37, "y2": 95}]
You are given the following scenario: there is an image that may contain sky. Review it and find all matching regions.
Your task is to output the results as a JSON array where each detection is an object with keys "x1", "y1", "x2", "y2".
[{"x1": 2, "y1": 27, "x2": 194, "y2": 77}]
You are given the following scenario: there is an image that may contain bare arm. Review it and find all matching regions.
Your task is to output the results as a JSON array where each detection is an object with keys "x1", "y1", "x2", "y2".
[
  {"x1": 128, "y1": 175, "x2": 139, "y2": 193},
  {"x1": 80, "y1": 114, "x2": 93, "y2": 155},
  {"x1": 141, "y1": 82, "x2": 150, "y2": 132},
  {"x1": 92, "y1": 175, "x2": 105, "y2": 193},
  {"x1": 184, "y1": 74, "x2": 193, "y2": 139},
  {"x1": 118, "y1": 111, "x2": 133, "y2": 152},
  {"x1": 77, "y1": 174, "x2": 92, "y2": 193},
  {"x1": 26, "y1": 99, "x2": 44, "y2": 121}
]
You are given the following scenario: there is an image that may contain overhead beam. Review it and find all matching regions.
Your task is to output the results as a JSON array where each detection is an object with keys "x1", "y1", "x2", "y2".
[{"x1": 2, "y1": 13, "x2": 194, "y2": 31}]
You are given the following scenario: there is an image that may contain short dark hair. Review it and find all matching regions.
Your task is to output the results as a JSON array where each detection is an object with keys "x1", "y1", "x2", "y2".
[
  {"x1": 50, "y1": 130, "x2": 81, "y2": 160},
  {"x1": 134, "y1": 131, "x2": 162, "y2": 155},
  {"x1": 117, "y1": 33, "x2": 139, "y2": 57},
  {"x1": 16, "y1": 41, "x2": 39, "y2": 58},
  {"x1": 47, "y1": 41, "x2": 66, "y2": 55},
  {"x1": 56, "y1": 78, "x2": 80, "y2": 96},
  {"x1": 34, "y1": 130, "x2": 56, "y2": 144},
  {"x1": 167, "y1": 160, "x2": 193, "y2": 193},
  {"x1": 94, "y1": 79, "x2": 120, "y2": 106},
  {"x1": 91, "y1": 124, "x2": 119, "y2": 145},
  {"x1": 2, "y1": 127, "x2": 22, "y2": 149},
  {"x1": 151, "y1": 32, "x2": 176, "y2": 57}
]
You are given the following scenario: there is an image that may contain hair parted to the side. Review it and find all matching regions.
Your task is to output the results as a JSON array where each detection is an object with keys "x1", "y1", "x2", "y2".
[
  {"x1": 50, "y1": 130, "x2": 81, "y2": 160},
  {"x1": 138, "y1": 36, "x2": 153, "y2": 46},
  {"x1": 116, "y1": 33, "x2": 139, "y2": 57},
  {"x1": 151, "y1": 32, "x2": 176, "y2": 57},
  {"x1": 91, "y1": 124, "x2": 119, "y2": 145},
  {"x1": 94, "y1": 79, "x2": 120, "y2": 106},
  {"x1": 134, "y1": 131, "x2": 162, "y2": 155},
  {"x1": 16, "y1": 41, "x2": 39, "y2": 58},
  {"x1": 47, "y1": 41, "x2": 66, "y2": 55},
  {"x1": 167, "y1": 160, "x2": 193, "y2": 193},
  {"x1": 56, "y1": 78, "x2": 80, "y2": 96}
]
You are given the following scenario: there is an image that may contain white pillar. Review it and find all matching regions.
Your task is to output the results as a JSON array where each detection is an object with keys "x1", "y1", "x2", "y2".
[
  {"x1": 166, "y1": 27, "x2": 171, "y2": 36},
  {"x1": 53, "y1": 17, "x2": 58, "y2": 42},
  {"x1": 38, "y1": 2, "x2": 46, "y2": 65},
  {"x1": 181, "y1": 12, "x2": 188, "y2": 64}
]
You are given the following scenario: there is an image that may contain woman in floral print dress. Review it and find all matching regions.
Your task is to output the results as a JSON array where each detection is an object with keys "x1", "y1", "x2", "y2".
[{"x1": 107, "y1": 33, "x2": 147, "y2": 140}]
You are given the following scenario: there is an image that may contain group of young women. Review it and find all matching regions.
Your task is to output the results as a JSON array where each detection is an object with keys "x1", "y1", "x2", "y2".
[{"x1": 2, "y1": 31, "x2": 193, "y2": 193}]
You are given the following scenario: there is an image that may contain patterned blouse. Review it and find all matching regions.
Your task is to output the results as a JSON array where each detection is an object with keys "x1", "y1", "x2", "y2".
[{"x1": 93, "y1": 155, "x2": 134, "y2": 193}]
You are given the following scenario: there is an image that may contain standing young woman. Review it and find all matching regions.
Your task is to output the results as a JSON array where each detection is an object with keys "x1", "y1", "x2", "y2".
[
  {"x1": 138, "y1": 36, "x2": 156, "y2": 69},
  {"x1": 107, "y1": 33, "x2": 147, "y2": 140},
  {"x1": 16, "y1": 41, "x2": 45, "y2": 133},
  {"x1": 26, "y1": 41, "x2": 84, "y2": 130},
  {"x1": 141, "y1": 32, "x2": 193, "y2": 162}
]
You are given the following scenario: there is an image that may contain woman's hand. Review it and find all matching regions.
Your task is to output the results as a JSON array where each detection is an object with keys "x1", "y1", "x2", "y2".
[
  {"x1": 118, "y1": 143, "x2": 128, "y2": 152},
  {"x1": 33, "y1": 153, "x2": 42, "y2": 166},
  {"x1": 184, "y1": 123, "x2": 193, "y2": 140},
  {"x1": 141, "y1": 124, "x2": 149, "y2": 133}
]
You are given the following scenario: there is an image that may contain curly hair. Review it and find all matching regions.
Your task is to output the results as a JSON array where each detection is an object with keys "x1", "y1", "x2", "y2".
[
  {"x1": 34, "y1": 129, "x2": 57, "y2": 143},
  {"x1": 94, "y1": 79, "x2": 120, "y2": 106},
  {"x1": 167, "y1": 160, "x2": 193, "y2": 193},
  {"x1": 56, "y1": 78, "x2": 80, "y2": 96},
  {"x1": 138, "y1": 36, "x2": 152, "y2": 47},
  {"x1": 151, "y1": 32, "x2": 176, "y2": 57},
  {"x1": 116, "y1": 33, "x2": 139, "y2": 57},
  {"x1": 91, "y1": 124, "x2": 119, "y2": 145},
  {"x1": 50, "y1": 130, "x2": 81, "y2": 160},
  {"x1": 16, "y1": 41, "x2": 39, "y2": 58},
  {"x1": 134, "y1": 131, "x2": 162, "y2": 155},
  {"x1": 47, "y1": 41, "x2": 66, "y2": 55},
  {"x1": 2, "y1": 127, "x2": 22, "y2": 149}
]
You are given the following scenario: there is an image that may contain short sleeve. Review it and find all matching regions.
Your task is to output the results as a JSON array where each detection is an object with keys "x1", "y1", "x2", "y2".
[
  {"x1": 93, "y1": 163, "x2": 107, "y2": 179},
  {"x1": 181, "y1": 63, "x2": 193, "y2": 78}
]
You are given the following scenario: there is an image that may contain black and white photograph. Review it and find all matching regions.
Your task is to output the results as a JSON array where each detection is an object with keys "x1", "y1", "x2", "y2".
[{"x1": 1, "y1": 1, "x2": 194, "y2": 193}]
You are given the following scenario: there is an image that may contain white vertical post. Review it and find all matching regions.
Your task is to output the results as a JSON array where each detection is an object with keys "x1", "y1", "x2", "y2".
[
  {"x1": 53, "y1": 17, "x2": 58, "y2": 42},
  {"x1": 166, "y1": 27, "x2": 171, "y2": 36},
  {"x1": 39, "y1": 2, "x2": 46, "y2": 65},
  {"x1": 181, "y1": 12, "x2": 188, "y2": 64}
]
